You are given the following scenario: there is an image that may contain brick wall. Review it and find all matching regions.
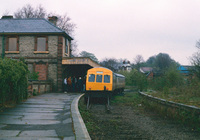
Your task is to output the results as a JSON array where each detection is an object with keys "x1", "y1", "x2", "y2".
[{"x1": 35, "y1": 64, "x2": 47, "y2": 80}]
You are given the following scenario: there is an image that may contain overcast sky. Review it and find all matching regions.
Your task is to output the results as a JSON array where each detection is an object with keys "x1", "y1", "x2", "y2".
[{"x1": 1, "y1": 0, "x2": 200, "y2": 65}]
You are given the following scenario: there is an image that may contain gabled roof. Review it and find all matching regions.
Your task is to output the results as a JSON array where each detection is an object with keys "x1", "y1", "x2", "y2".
[
  {"x1": 140, "y1": 67, "x2": 153, "y2": 73},
  {"x1": 0, "y1": 18, "x2": 73, "y2": 40}
]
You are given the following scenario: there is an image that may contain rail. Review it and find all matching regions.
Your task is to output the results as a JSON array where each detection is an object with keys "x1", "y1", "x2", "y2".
[{"x1": 138, "y1": 91, "x2": 200, "y2": 122}]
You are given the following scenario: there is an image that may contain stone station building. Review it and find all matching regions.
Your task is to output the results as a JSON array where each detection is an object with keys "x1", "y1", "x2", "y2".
[{"x1": 0, "y1": 16, "x2": 100, "y2": 92}]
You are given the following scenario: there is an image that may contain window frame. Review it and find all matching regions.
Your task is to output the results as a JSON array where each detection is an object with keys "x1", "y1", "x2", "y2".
[
  {"x1": 96, "y1": 74, "x2": 103, "y2": 83},
  {"x1": 104, "y1": 75, "x2": 111, "y2": 83},
  {"x1": 65, "y1": 39, "x2": 68, "y2": 54},
  {"x1": 88, "y1": 74, "x2": 95, "y2": 82},
  {"x1": 34, "y1": 36, "x2": 49, "y2": 53},
  {"x1": 5, "y1": 36, "x2": 19, "y2": 53}
]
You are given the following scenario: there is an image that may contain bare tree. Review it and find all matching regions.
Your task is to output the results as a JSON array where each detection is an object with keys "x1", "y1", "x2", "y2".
[
  {"x1": 190, "y1": 41, "x2": 200, "y2": 79},
  {"x1": 100, "y1": 58, "x2": 119, "y2": 72},
  {"x1": 13, "y1": 4, "x2": 78, "y2": 56},
  {"x1": 196, "y1": 40, "x2": 200, "y2": 50},
  {"x1": 133, "y1": 55, "x2": 144, "y2": 70},
  {"x1": 14, "y1": 4, "x2": 44, "y2": 18}
]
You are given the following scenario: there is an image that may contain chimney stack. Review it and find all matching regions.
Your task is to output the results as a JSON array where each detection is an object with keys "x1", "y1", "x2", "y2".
[
  {"x1": 1, "y1": 15, "x2": 13, "y2": 19},
  {"x1": 48, "y1": 16, "x2": 58, "y2": 26}
]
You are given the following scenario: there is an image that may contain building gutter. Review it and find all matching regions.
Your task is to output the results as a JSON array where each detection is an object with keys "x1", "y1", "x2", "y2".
[{"x1": 2, "y1": 32, "x2": 5, "y2": 59}]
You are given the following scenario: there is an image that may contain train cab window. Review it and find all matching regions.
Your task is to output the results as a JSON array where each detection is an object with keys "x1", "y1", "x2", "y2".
[
  {"x1": 104, "y1": 75, "x2": 110, "y2": 83},
  {"x1": 88, "y1": 74, "x2": 95, "y2": 82},
  {"x1": 96, "y1": 75, "x2": 102, "y2": 83}
]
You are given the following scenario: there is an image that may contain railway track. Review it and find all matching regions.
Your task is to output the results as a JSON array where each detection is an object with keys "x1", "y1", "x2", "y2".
[
  {"x1": 86, "y1": 96, "x2": 111, "y2": 111},
  {"x1": 79, "y1": 90, "x2": 200, "y2": 139}
]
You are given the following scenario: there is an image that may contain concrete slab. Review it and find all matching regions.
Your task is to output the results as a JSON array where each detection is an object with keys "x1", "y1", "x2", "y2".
[
  {"x1": 22, "y1": 114, "x2": 57, "y2": 120},
  {"x1": 19, "y1": 130, "x2": 57, "y2": 137},
  {"x1": 0, "y1": 130, "x2": 20, "y2": 136},
  {"x1": 62, "y1": 118, "x2": 72, "y2": 124},
  {"x1": 0, "y1": 115, "x2": 23, "y2": 120},
  {"x1": 24, "y1": 100, "x2": 66, "y2": 105},
  {"x1": 0, "y1": 93, "x2": 80, "y2": 139},
  {"x1": 5, "y1": 108, "x2": 63, "y2": 113},
  {"x1": 0, "y1": 137, "x2": 60, "y2": 140},
  {"x1": 0, "y1": 124, "x2": 6, "y2": 129},
  {"x1": 64, "y1": 136, "x2": 75, "y2": 140},
  {"x1": 0, "y1": 112, "x2": 57, "y2": 116},
  {"x1": 0, "y1": 119, "x2": 60, "y2": 125},
  {"x1": 17, "y1": 104, "x2": 64, "y2": 109}
]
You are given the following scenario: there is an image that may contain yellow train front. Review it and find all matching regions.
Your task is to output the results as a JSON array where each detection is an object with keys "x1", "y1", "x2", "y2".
[{"x1": 85, "y1": 67, "x2": 125, "y2": 100}]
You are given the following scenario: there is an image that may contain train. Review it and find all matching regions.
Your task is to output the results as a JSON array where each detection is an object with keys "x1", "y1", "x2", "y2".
[{"x1": 85, "y1": 67, "x2": 125, "y2": 108}]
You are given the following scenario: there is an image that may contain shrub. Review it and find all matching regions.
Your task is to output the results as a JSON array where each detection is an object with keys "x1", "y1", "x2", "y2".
[
  {"x1": 118, "y1": 69, "x2": 147, "y2": 91},
  {"x1": 28, "y1": 71, "x2": 39, "y2": 80},
  {"x1": 0, "y1": 58, "x2": 29, "y2": 105}
]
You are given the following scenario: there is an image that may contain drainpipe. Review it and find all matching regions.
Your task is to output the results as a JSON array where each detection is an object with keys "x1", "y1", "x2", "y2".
[{"x1": 2, "y1": 32, "x2": 5, "y2": 59}]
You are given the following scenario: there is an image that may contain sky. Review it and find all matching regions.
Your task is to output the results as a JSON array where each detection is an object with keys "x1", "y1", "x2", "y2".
[{"x1": 0, "y1": 0, "x2": 200, "y2": 65}]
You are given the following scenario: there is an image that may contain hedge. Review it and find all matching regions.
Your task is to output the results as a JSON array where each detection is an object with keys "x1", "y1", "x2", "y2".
[{"x1": 0, "y1": 58, "x2": 29, "y2": 105}]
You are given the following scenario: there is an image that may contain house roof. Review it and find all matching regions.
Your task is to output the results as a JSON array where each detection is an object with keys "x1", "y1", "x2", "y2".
[
  {"x1": 0, "y1": 18, "x2": 73, "y2": 40},
  {"x1": 177, "y1": 65, "x2": 194, "y2": 74},
  {"x1": 139, "y1": 67, "x2": 153, "y2": 73}
]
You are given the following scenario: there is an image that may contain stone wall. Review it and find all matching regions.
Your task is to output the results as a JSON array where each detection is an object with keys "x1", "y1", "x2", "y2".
[
  {"x1": 48, "y1": 64, "x2": 58, "y2": 91},
  {"x1": 1, "y1": 35, "x2": 61, "y2": 92}
]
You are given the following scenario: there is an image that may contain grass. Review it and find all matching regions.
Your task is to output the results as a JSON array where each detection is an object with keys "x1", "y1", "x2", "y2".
[
  {"x1": 78, "y1": 91, "x2": 144, "y2": 137},
  {"x1": 145, "y1": 88, "x2": 200, "y2": 108},
  {"x1": 79, "y1": 88, "x2": 200, "y2": 134},
  {"x1": 111, "y1": 92, "x2": 142, "y2": 106}
]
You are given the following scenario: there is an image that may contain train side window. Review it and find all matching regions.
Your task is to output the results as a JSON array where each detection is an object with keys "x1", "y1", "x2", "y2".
[
  {"x1": 96, "y1": 75, "x2": 102, "y2": 83},
  {"x1": 88, "y1": 74, "x2": 95, "y2": 82},
  {"x1": 104, "y1": 75, "x2": 110, "y2": 83}
]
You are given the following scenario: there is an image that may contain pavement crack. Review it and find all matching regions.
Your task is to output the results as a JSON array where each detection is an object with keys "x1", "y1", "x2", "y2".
[{"x1": 16, "y1": 130, "x2": 22, "y2": 137}]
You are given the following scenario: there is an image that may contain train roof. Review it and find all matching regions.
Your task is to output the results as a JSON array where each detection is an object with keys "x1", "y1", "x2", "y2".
[
  {"x1": 88, "y1": 67, "x2": 112, "y2": 72},
  {"x1": 114, "y1": 73, "x2": 125, "y2": 78},
  {"x1": 88, "y1": 67, "x2": 125, "y2": 78}
]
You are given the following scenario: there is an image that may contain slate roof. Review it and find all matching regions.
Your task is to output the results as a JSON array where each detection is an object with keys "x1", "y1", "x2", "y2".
[{"x1": 0, "y1": 18, "x2": 73, "y2": 40}]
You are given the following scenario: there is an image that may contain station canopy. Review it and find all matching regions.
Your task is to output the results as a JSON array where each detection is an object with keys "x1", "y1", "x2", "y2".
[{"x1": 62, "y1": 57, "x2": 101, "y2": 77}]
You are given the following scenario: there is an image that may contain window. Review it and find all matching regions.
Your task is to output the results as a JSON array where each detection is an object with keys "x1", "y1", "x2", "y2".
[
  {"x1": 6, "y1": 36, "x2": 19, "y2": 53},
  {"x1": 104, "y1": 75, "x2": 110, "y2": 83},
  {"x1": 88, "y1": 74, "x2": 95, "y2": 82},
  {"x1": 65, "y1": 39, "x2": 68, "y2": 54},
  {"x1": 35, "y1": 36, "x2": 48, "y2": 52},
  {"x1": 37, "y1": 37, "x2": 46, "y2": 51},
  {"x1": 8, "y1": 38, "x2": 17, "y2": 51},
  {"x1": 96, "y1": 75, "x2": 102, "y2": 83}
]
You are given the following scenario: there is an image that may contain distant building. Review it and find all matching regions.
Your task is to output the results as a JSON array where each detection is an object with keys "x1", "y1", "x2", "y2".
[
  {"x1": 177, "y1": 65, "x2": 194, "y2": 75},
  {"x1": 139, "y1": 67, "x2": 154, "y2": 79},
  {"x1": 119, "y1": 60, "x2": 132, "y2": 72}
]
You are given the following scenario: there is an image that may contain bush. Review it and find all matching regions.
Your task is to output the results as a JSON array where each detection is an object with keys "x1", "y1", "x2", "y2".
[
  {"x1": 118, "y1": 69, "x2": 147, "y2": 91},
  {"x1": 0, "y1": 58, "x2": 29, "y2": 105},
  {"x1": 28, "y1": 71, "x2": 39, "y2": 80},
  {"x1": 149, "y1": 67, "x2": 184, "y2": 91}
]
